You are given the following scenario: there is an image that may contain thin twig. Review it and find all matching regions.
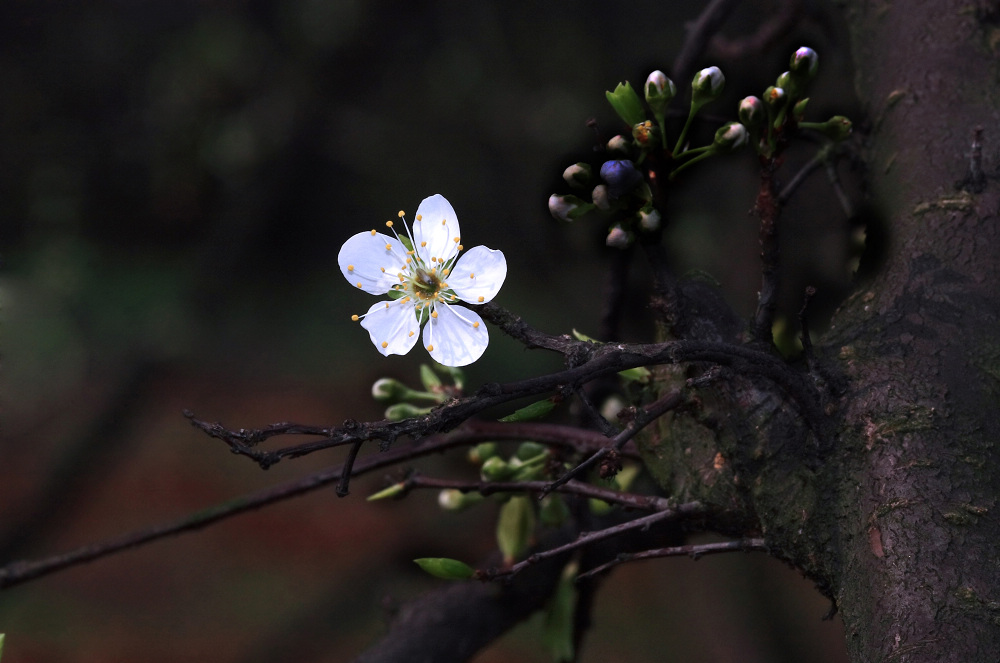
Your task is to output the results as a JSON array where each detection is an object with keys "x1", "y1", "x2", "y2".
[
  {"x1": 672, "y1": 0, "x2": 742, "y2": 85},
  {"x1": 576, "y1": 537, "x2": 767, "y2": 580},
  {"x1": 484, "y1": 502, "x2": 710, "y2": 581},
  {"x1": 752, "y1": 158, "x2": 781, "y2": 344}
]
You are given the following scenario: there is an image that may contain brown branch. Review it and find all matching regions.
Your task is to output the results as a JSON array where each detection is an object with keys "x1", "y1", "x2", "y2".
[
  {"x1": 576, "y1": 537, "x2": 768, "y2": 580},
  {"x1": 483, "y1": 501, "x2": 711, "y2": 581},
  {"x1": 672, "y1": 0, "x2": 742, "y2": 84}
]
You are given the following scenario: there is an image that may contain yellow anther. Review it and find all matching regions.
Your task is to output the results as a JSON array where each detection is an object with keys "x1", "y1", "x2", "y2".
[
  {"x1": 385, "y1": 221, "x2": 393, "y2": 228},
  {"x1": 458, "y1": 245, "x2": 464, "y2": 251},
  {"x1": 385, "y1": 243, "x2": 391, "y2": 250},
  {"x1": 473, "y1": 321, "x2": 480, "y2": 329},
  {"x1": 401, "y1": 297, "x2": 410, "y2": 303},
  {"x1": 440, "y1": 218, "x2": 446, "y2": 225},
  {"x1": 347, "y1": 264, "x2": 354, "y2": 272},
  {"x1": 408, "y1": 331, "x2": 414, "y2": 337},
  {"x1": 431, "y1": 311, "x2": 438, "y2": 319},
  {"x1": 453, "y1": 237, "x2": 460, "y2": 243},
  {"x1": 420, "y1": 241, "x2": 427, "y2": 247},
  {"x1": 416, "y1": 214, "x2": 423, "y2": 221},
  {"x1": 381, "y1": 341, "x2": 388, "y2": 348},
  {"x1": 351, "y1": 314, "x2": 359, "y2": 321},
  {"x1": 427, "y1": 344, "x2": 434, "y2": 351},
  {"x1": 380, "y1": 267, "x2": 386, "y2": 272},
  {"x1": 385, "y1": 302, "x2": 389, "y2": 309},
  {"x1": 356, "y1": 282, "x2": 363, "y2": 288},
  {"x1": 478, "y1": 296, "x2": 485, "y2": 302},
  {"x1": 470, "y1": 273, "x2": 475, "y2": 278},
  {"x1": 398, "y1": 210, "x2": 405, "y2": 218},
  {"x1": 370, "y1": 229, "x2": 377, "y2": 235},
  {"x1": 406, "y1": 258, "x2": 412, "y2": 264},
  {"x1": 443, "y1": 269, "x2": 451, "y2": 276}
]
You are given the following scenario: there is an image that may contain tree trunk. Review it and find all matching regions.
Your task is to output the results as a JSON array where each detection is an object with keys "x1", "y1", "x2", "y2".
[{"x1": 641, "y1": 2, "x2": 1000, "y2": 661}]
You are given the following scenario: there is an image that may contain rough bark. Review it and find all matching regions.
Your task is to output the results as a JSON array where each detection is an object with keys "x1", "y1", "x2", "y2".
[{"x1": 642, "y1": 2, "x2": 1000, "y2": 661}]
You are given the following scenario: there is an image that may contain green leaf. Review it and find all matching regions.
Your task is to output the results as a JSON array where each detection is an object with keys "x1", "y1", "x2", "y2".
[
  {"x1": 419, "y1": 364, "x2": 442, "y2": 391},
  {"x1": 497, "y1": 495, "x2": 535, "y2": 564},
  {"x1": 0, "y1": 633, "x2": 5, "y2": 662},
  {"x1": 605, "y1": 81, "x2": 646, "y2": 127},
  {"x1": 498, "y1": 398, "x2": 555, "y2": 422},
  {"x1": 618, "y1": 366, "x2": 652, "y2": 383},
  {"x1": 571, "y1": 328, "x2": 601, "y2": 343},
  {"x1": 367, "y1": 482, "x2": 406, "y2": 501},
  {"x1": 542, "y1": 563, "x2": 578, "y2": 662},
  {"x1": 414, "y1": 557, "x2": 476, "y2": 580}
]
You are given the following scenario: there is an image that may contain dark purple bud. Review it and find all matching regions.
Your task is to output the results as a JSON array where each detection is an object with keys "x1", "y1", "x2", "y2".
[{"x1": 599, "y1": 160, "x2": 642, "y2": 199}]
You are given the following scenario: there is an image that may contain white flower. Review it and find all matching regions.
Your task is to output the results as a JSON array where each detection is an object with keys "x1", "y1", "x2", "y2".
[{"x1": 338, "y1": 194, "x2": 507, "y2": 367}]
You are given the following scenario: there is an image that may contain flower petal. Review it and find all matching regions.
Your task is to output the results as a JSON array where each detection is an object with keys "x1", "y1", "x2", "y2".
[
  {"x1": 412, "y1": 194, "x2": 460, "y2": 267},
  {"x1": 448, "y1": 246, "x2": 507, "y2": 304},
  {"x1": 423, "y1": 303, "x2": 488, "y2": 367},
  {"x1": 360, "y1": 300, "x2": 421, "y2": 356},
  {"x1": 338, "y1": 231, "x2": 408, "y2": 295}
]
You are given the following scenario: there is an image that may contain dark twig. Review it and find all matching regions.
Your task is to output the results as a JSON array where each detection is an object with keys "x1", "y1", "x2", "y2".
[
  {"x1": 484, "y1": 502, "x2": 711, "y2": 581},
  {"x1": 709, "y1": 1, "x2": 802, "y2": 61},
  {"x1": 672, "y1": 0, "x2": 742, "y2": 85},
  {"x1": 752, "y1": 158, "x2": 781, "y2": 345},
  {"x1": 576, "y1": 537, "x2": 768, "y2": 580},
  {"x1": 544, "y1": 388, "x2": 685, "y2": 495},
  {"x1": 798, "y1": 286, "x2": 817, "y2": 354},
  {"x1": 777, "y1": 152, "x2": 825, "y2": 206},
  {"x1": 573, "y1": 386, "x2": 619, "y2": 437}
]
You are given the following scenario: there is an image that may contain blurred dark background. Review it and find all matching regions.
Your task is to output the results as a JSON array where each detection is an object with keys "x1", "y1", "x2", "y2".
[{"x1": 0, "y1": 1, "x2": 859, "y2": 661}]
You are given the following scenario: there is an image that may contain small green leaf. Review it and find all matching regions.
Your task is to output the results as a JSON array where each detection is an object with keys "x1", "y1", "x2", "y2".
[
  {"x1": 0, "y1": 633, "x2": 5, "y2": 662},
  {"x1": 367, "y1": 482, "x2": 406, "y2": 501},
  {"x1": 498, "y1": 398, "x2": 555, "y2": 422},
  {"x1": 414, "y1": 557, "x2": 476, "y2": 580},
  {"x1": 571, "y1": 328, "x2": 601, "y2": 343},
  {"x1": 419, "y1": 364, "x2": 442, "y2": 391},
  {"x1": 605, "y1": 81, "x2": 646, "y2": 127},
  {"x1": 399, "y1": 235, "x2": 414, "y2": 251},
  {"x1": 497, "y1": 496, "x2": 536, "y2": 564},
  {"x1": 542, "y1": 563, "x2": 578, "y2": 662},
  {"x1": 618, "y1": 366, "x2": 652, "y2": 383}
]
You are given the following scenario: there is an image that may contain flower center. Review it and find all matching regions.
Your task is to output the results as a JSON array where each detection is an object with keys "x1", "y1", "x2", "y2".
[{"x1": 412, "y1": 267, "x2": 442, "y2": 299}]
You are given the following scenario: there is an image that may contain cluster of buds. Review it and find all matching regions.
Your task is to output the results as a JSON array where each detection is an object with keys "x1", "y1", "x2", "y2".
[{"x1": 371, "y1": 363, "x2": 464, "y2": 420}]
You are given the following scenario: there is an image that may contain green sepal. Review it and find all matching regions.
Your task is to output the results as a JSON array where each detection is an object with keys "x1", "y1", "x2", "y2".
[
  {"x1": 605, "y1": 81, "x2": 646, "y2": 127},
  {"x1": 497, "y1": 495, "x2": 536, "y2": 564},
  {"x1": 399, "y1": 235, "x2": 414, "y2": 252},
  {"x1": 498, "y1": 398, "x2": 555, "y2": 422},
  {"x1": 367, "y1": 482, "x2": 406, "y2": 501},
  {"x1": 414, "y1": 557, "x2": 476, "y2": 580}
]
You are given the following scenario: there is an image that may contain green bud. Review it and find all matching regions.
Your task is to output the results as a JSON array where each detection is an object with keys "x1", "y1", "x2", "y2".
[
  {"x1": 498, "y1": 398, "x2": 556, "y2": 422},
  {"x1": 606, "y1": 134, "x2": 630, "y2": 154},
  {"x1": 792, "y1": 98, "x2": 809, "y2": 122},
  {"x1": 384, "y1": 402, "x2": 432, "y2": 421},
  {"x1": 367, "y1": 482, "x2": 406, "y2": 501},
  {"x1": 371, "y1": 378, "x2": 411, "y2": 403},
  {"x1": 539, "y1": 494, "x2": 570, "y2": 527},
  {"x1": 414, "y1": 557, "x2": 476, "y2": 580},
  {"x1": 605, "y1": 223, "x2": 632, "y2": 249},
  {"x1": 691, "y1": 66, "x2": 725, "y2": 106},
  {"x1": 605, "y1": 81, "x2": 646, "y2": 127},
  {"x1": 776, "y1": 70, "x2": 805, "y2": 101},
  {"x1": 516, "y1": 441, "x2": 548, "y2": 461},
  {"x1": 547, "y1": 194, "x2": 593, "y2": 222},
  {"x1": 481, "y1": 455, "x2": 513, "y2": 481},
  {"x1": 817, "y1": 115, "x2": 853, "y2": 141},
  {"x1": 763, "y1": 86, "x2": 787, "y2": 112},
  {"x1": 562, "y1": 163, "x2": 592, "y2": 188},
  {"x1": 738, "y1": 96, "x2": 765, "y2": 128},
  {"x1": 571, "y1": 328, "x2": 602, "y2": 343},
  {"x1": 644, "y1": 70, "x2": 676, "y2": 114},
  {"x1": 497, "y1": 495, "x2": 535, "y2": 564},
  {"x1": 438, "y1": 489, "x2": 484, "y2": 511},
  {"x1": 713, "y1": 122, "x2": 749, "y2": 152},
  {"x1": 790, "y1": 46, "x2": 819, "y2": 79},
  {"x1": 588, "y1": 497, "x2": 613, "y2": 515},
  {"x1": 419, "y1": 364, "x2": 442, "y2": 392},
  {"x1": 467, "y1": 441, "x2": 499, "y2": 465}
]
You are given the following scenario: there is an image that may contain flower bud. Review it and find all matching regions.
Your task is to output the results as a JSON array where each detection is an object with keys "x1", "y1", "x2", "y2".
[
  {"x1": 480, "y1": 455, "x2": 513, "y2": 481},
  {"x1": 591, "y1": 184, "x2": 611, "y2": 211},
  {"x1": 638, "y1": 207, "x2": 661, "y2": 232},
  {"x1": 763, "y1": 86, "x2": 787, "y2": 111},
  {"x1": 632, "y1": 120, "x2": 659, "y2": 147},
  {"x1": 644, "y1": 70, "x2": 676, "y2": 113},
  {"x1": 467, "y1": 441, "x2": 499, "y2": 465},
  {"x1": 790, "y1": 46, "x2": 819, "y2": 79},
  {"x1": 606, "y1": 134, "x2": 630, "y2": 154},
  {"x1": 548, "y1": 194, "x2": 592, "y2": 222},
  {"x1": 384, "y1": 402, "x2": 431, "y2": 421},
  {"x1": 372, "y1": 377, "x2": 411, "y2": 403},
  {"x1": 515, "y1": 441, "x2": 547, "y2": 461},
  {"x1": 605, "y1": 81, "x2": 646, "y2": 127},
  {"x1": 438, "y1": 489, "x2": 484, "y2": 511},
  {"x1": 691, "y1": 66, "x2": 725, "y2": 106},
  {"x1": 562, "y1": 162, "x2": 592, "y2": 188},
  {"x1": 792, "y1": 98, "x2": 809, "y2": 122},
  {"x1": 713, "y1": 122, "x2": 749, "y2": 152},
  {"x1": 817, "y1": 115, "x2": 853, "y2": 141},
  {"x1": 599, "y1": 159, "x2": 642, "y2": 199},
  {"x1": 738, "y1": 96, "x2": 765, "y2": 129},
  {"x1": 605, "y1": 224, "x2": 631, "y2": 249}
]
